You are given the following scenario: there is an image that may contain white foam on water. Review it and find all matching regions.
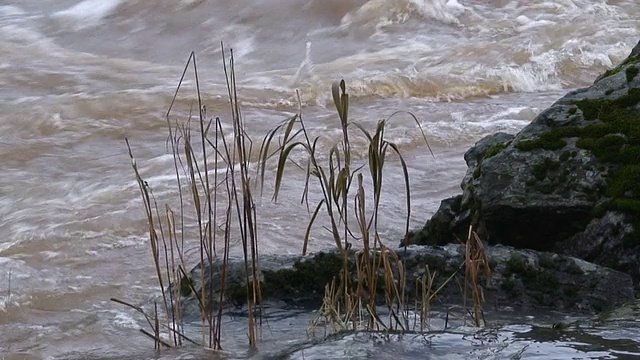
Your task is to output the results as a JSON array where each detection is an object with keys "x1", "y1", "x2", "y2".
[
  {"x1": 112, "y1": 310, "x2": 141, "y2": 329},
  {"x1": 0, "y1": 11, "x2": 70, "y2": 60},
  {"x1": 229, "y1": 35, "x2": 256, "y2": 62},
  {"x1": 96, "y1": 237, "x2": 142, "y2": 250},
  {"x1": 52, "y1": 0, "x2": 123, "y2": 29},
  {"x1": 491, "y1": 61, "x2": 562, "y2": 93},
  {"x1": 0, "y1": 237, "x2": 22, "y2": 253},
  {"x1": 289, "y1": 41, "x2": 319, "y2": 89},
  {"x1": 0, "y1": 258, "x2": 43, "y2": 306},
  {"x1": 485, "y1": 106, "x2": 536, "y2": 122},
  {"x1": 516, "y1": 17, "x2": 556, "y2": 32},
  {"x1": 1, "y1": 23, "x2": 48, "y2": 45},
  {"x1": 41, "y1": 251, "x2": 61, "y2": 259},
  {"x1": 340, "y1": 0, "x2": 470, "y2": 31},
  {"x1": 409, "y1": 0, "x2": 469, "y2": 26},
  {"x1": 0, "y1": 5, "x2": 27, "y2": 17}
]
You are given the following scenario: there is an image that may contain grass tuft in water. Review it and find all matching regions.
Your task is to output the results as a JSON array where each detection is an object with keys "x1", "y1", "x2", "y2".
[
  {"x1": 257, "y1": 79, "x2": 490, "y2": 335},
  {"x1": 112, "y1": 47, "x2": 262, "y2": 351},
  {"x1": 113, "y1": 53, "x2": 490, "y2": 351}
]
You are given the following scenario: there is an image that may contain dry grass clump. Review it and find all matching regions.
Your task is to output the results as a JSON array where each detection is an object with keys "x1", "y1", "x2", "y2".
[
  {"x1": 464, "y1": 227, "x2": 491, "y2": 327},
  {"x1": 112, "y1": 48, "x2": 491, "y2": 351},
  {"x1": 111, "y1": 48, "x2": 261, "y2": 350},
  {"x1": 260, "y1": 80, "x2": 424, "y2": 333}
]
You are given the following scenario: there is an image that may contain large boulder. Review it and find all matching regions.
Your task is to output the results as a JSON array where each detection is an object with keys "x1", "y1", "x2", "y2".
[{"x1": 408, "y1": 40, "x2": 640, "y2": 289}]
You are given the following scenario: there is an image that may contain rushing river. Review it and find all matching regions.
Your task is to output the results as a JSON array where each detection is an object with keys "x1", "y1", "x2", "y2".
[{"x1": 1, "y1": 0, "x2": 639, "y2": 358}]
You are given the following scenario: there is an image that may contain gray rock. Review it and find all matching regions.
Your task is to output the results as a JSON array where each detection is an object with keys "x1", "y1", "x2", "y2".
[
  {"x1": 461, "y1": 132, "x2": 515, "y2": 187},
  {"x1": 178, "y1": 245, "x2": 634, "y2": 318},
  {"x1": 400, "y1": 244, "x2": 633, "y2": 313},
  {"x1": 402, "y1": 195, "x2": 467, "y2": 246},
  {"x1": 555, "y1": 211, "x2": 639, "y2": 284},
  {"x1": 408, "y1": 39, "x2": 640, "y2": 290}
]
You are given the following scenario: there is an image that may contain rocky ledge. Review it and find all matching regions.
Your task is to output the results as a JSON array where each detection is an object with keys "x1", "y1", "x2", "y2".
[
  {"x1": 407, "y1": 40, "x2": 640, "y2": 291},
  {"x1": 178, "y1": 244, "x2": 634, "y2": 318}
]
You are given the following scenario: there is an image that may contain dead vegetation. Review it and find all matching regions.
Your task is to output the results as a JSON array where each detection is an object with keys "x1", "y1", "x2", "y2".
[{"x1": 111, "y1": 47, "x2": 491, "y2": 352}]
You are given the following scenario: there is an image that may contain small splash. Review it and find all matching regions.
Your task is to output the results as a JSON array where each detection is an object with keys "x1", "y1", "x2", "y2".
[
  {"x1": 112, "y1": 311, "x2": 139, "y2": 329},
  {"x1": 409, "y1": 0, "x2": 469, "y2": 26},
  {"x1": 340, "y1": 0, "x2": 470, "y2": 31},
  {"x1": 290, "y1": 42, "x2": 319, "y2": 90}
]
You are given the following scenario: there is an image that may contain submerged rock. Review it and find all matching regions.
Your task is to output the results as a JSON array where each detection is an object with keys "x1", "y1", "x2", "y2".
[
  {"x1": 408, "y1": 40, "x2": 640, "y2": 289},
  {"x1": 178, "y1": 245, "x2": 634, "y2": 318}
]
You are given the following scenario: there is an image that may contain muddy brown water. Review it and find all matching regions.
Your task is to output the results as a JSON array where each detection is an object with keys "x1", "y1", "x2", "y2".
[{"x1": 1, "y1": 1, "x2": 639, "y2": 358}]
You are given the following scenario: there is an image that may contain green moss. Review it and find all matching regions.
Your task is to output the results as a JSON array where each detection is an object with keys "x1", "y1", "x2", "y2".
[
  {"x1": 577, "y1": 134, "x2": 627, "y2": 163},
  {"x1": 515, "y1": 264, "x2": 558, "y2": 292},
  {"x1": 516, "y1": 137, "x2": 567, "y2": 151},
  {"x1": 473, "y1": 165, "x2": 482, "y2": 179},
  {"x1": 225, "y1": 280, "x2": 257, "y2": 306},
  {"x1": 626, "y1": 66, "x2": 639, "y2": 82},
  {"x1": 503, "y1": 253, "x2": 579, "y2": 306},
  {"x1": 223, "y1": 251, "x2": 353, "y2": 305},
  {"x1": 538, "y1": 253, "x2": 584, "y2": 275},
  {"x1": 538, "y1": 253, "x2": 559, "y2": 270},
  {"x1": 607, "y1": 165, "x2": 640, "y2": 198},
  {"x1": 568, "y1": 107, "x2": 578, "y2": 115},
  {"x1": 262, "y1": 251, "x2": 350, "y2": 301},
  {"x1": 605, "y1": 89, "x2": 614, "y2": 96},
  {"x1": 608, "y1": 198, "x2": 640, "y2": 214},
  {"x1": 514, "y1": 87, "x2": 640, "y2": 235},
  {"x1": 505, "y1": 254, "x2": 530, "y2": 276},
  {"x1": 484, "y1": 141, "x2": 510, "y2": 159},
  {"x1": 179, "y1": 276, "x2": 195, "y2": 297},
  {"x1": 600, "y1": 58, "x2": 640, "y2": 80},
  {"x1": 559, "y1": 151, "x2": 571, "y2": 161},
  {"x1": 571, "y1": 86, "x2": 640, "y2": 223},
  {"x1": 565, "y1": 261, "x2": 584, "y2": 276},
  {"x1": 532, "y1": 158, "x2": 561, "y2": 181},
  {"x1": 450, "y1": 194, "x2": 463, "y2": 212},
  {"x1": 552, "y1": 322, "x2": 570, "y2": 330},
  {"x1": 500, "y1": 277, "x2": 517, "y2": 297}
]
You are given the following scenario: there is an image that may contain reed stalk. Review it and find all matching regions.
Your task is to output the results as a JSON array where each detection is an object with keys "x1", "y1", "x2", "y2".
[
  {"x1": 464, "y1": 226, "x2": 491, "y2": 326},
  {"x1": 112, "y1": 47, "x2": 261, "y2": 351},
  {"x1": 258, "y1": 79, "x2": 435, "y2": 334}
]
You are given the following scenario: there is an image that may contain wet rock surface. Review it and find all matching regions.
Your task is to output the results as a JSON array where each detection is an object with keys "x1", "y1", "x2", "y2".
[
  {"x1": 408, "y1": 40, "x2": 640, "y2": 290},
  {"x1": 178, "y1": 244, "x2": 634, "y2": 318}
]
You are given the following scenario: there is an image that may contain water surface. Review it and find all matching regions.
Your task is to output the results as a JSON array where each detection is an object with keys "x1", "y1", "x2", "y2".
[{"x1": 0, "y1": 0, "x2": 639, "y2": 358}]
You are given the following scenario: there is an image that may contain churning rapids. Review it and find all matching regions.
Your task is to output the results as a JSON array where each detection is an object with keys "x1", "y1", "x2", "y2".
[{"x1": 1, "y1": 0, "x2": 639, "y2": 359}]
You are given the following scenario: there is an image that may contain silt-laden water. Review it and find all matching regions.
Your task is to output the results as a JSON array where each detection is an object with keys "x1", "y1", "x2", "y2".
[{"x1": 0, "y1": 0, "x2": 639, "y2": 358}]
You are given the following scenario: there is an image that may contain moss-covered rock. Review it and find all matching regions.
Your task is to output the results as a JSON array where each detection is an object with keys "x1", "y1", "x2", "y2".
[
  {"x1": 261, "y1": 251, "x2": 348, "y2": 302},
  {"x1": 177, "y1": 245, "x2": 634, "y2": 317},
  {"x1": 405, "y1": 195, "x2": 467, "y2": 246},
  {"x1": 408, "y1": 40, "x2": 640, "y2": 291}
]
